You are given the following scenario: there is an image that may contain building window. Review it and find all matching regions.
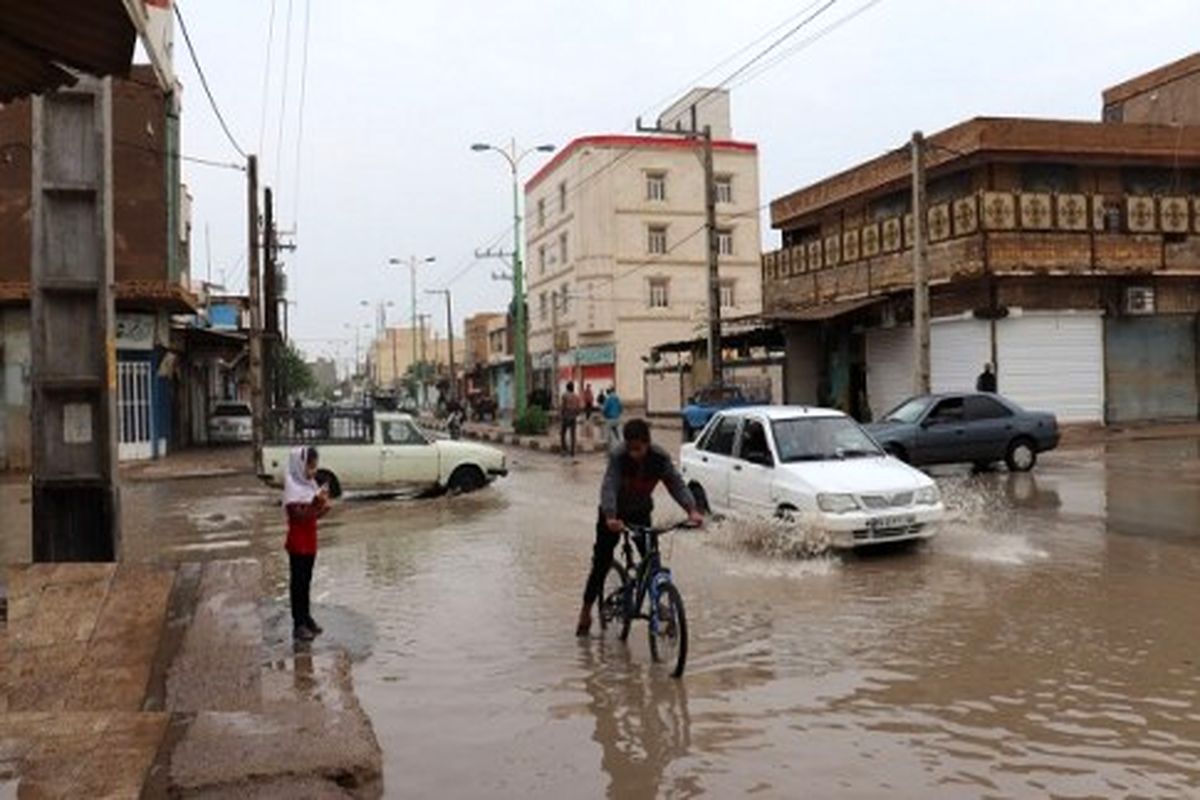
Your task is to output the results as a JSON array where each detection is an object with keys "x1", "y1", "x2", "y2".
[
  {"x1": 648, "y1": 278, "x2": 670, "y2": 309},
  {"x1": 717, "y1": 228, "x2": 734, "y2": 256},
  {"x1": 719, "y1": 280, "x2": 735, "y2": 309},
  {"x1": 539, "y1": 244, "x2": 547, "y2": 274},
  {"x1": 715, "y1": 176, "x2": 733, "y2": 204},
  {"x1": 646, "y1": 172, "x2": 667, "y2": 202},
  {"x1": 560, "y1": 284, "x2": 570, "y2": 314},
  {"x1": 538, "y1": 198, "x2": 546, "y2": 227},
  {"x1": 558, "y1": 181, "x2": 567, "y2": 212},
  {"x1": 539, "y1": 292, "x2": 547, "y2": 321},
  {"x1": 559, "y1": 232, "x2": 569, "y2": 265},
  {"x1": 647, "y1": 225, "x2": 668, "y2": 255}
]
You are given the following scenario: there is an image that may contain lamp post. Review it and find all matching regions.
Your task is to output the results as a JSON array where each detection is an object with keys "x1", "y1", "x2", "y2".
[
  {"x1": 471, "y1": 139, "x2": 555, "y2": 416},
  {"x1": 426, "y1": 288, "x2": 457, "y2": 402},
  {"x1": 388, "y1": 256, "x2": 436, "y2": 390}
]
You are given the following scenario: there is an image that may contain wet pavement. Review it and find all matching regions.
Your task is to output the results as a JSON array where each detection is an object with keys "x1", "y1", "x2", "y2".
[{"x1": 3, "y1": 436, "x2": 1200, "y2": 797}]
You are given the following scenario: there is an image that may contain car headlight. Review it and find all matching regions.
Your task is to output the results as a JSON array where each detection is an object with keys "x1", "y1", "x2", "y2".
[
  {"x1": 817, "y1": 493, "x2": 860, "y2": 514},
  {"x1": 915, "y1": 485, "x2": 940, "y2": 505}
]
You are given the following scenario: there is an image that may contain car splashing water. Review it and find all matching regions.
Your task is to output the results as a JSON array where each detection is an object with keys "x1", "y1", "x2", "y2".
[{"x1": 701, "y1": 511, "x2": 834, "y2": 559}]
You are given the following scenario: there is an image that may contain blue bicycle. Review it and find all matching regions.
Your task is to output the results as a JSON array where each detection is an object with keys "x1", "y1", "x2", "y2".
[{"x1": 598, "y1": 521, "x2": 695, "y2": 678}]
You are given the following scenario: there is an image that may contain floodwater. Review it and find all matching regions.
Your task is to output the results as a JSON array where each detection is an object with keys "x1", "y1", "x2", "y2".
[{"x1": 3, "y1": 437, "x2": 1200, "y2": 797}]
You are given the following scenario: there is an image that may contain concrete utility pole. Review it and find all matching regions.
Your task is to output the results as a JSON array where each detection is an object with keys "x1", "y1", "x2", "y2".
[
  {"x1": 471, "y1": 139, "x2": 557, "y2": 417},
  {"x1": 247, "y1": 155, "x2": 265, "y2": 473},
  {"x1": 30, "y1": 77, "x2": 119, "y2": 560},
  {"x1": 910, "y1": 131, "x2": 931, "y2": 395},
  {"x1": 550, "y1": 293, "x2": 561, "y2": 406},
  {"x1": 636, "y1": 110, "x2": 723, "y2": 385},
  {"x1": 426, "y1": 289, "x2": 457, "y2": 401}
]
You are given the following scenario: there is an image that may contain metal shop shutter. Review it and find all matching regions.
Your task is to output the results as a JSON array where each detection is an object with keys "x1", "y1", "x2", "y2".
[
  {"x1": 1105, "y1": 315, "x2": 1198, "y2": 423},
  {"x1": 931, "y1": 318, "x2": 991, "y2": 394},
  {"x1": 997, "y1": 313, "x2": 1104, "y2": 423},
  {"x1": 866, "y1": 326, "x2": 914, "y2": 420}
]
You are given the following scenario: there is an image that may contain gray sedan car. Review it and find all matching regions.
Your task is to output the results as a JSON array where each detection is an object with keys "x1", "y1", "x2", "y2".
[{"x1": 864, "y1": 393, "x2": 1059, "y2": 471}]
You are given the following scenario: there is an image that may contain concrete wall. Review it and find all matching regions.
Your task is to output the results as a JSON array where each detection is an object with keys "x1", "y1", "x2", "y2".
[
  {"x1": 525, "y1": 137, "x2": 762, "y2": 403},
  {"x1": 0, "y1": 65, "x2": 168, "y2": 286},
  {"x1": 783, "y1": 323, "x2": 820, "y2": 406}
]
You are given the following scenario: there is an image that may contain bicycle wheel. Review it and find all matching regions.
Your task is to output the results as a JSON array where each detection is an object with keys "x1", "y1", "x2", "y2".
[
  {"x1": 648, "y1": 581, "x2": 688, "y2": 678},
  {"x1": 598, "y1": 563, "x2": 629, "y2": 640}
]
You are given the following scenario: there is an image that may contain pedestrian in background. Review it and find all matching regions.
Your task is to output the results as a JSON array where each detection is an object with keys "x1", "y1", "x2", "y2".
[
  {"x1": 602, "y1": 389, "x2": 623, "y2": 448},
  {"x1": 283, "y1": 446, "x2": 331, "y2": 642},
  {"x1": 582, "y1": 383, "x2": 595, "y2": 421},
  {"x1": 561, "y1": 381, "x2": 582, "y2": 457},
  {"x1": 976, "y1": 362, "x2": 997, "y2": 393}
]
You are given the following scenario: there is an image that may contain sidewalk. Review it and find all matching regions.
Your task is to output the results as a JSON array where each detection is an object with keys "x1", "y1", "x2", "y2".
[
  {"x1": 1, "y1": 560, "x2": 382, "y2": 797},
  {"x1": 426, "y1": 417, "x2": 612, "y2": 455},
  {"x1": 119, "y1": 446, "x2": 255, "y2": 483}
]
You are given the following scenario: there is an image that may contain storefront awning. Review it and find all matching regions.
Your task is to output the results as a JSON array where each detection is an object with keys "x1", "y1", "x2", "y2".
[
  {"x1": 765, "y1": 296, "x2": 884, "y2": 322},
  {"x1": 0, "y1": 0, "x2": 138, "y2": 102}
]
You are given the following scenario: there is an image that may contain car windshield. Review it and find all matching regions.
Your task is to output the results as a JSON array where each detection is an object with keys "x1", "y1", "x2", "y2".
[
  {"x1": 771, "y1": 417, "x2": 883, "y2": 462},
  {"x1": 884, "y1": 397, "x2": 933, "y2": 424},
  {"x1": 212, "y1": 404, "x2": 251, "y2": 417}
]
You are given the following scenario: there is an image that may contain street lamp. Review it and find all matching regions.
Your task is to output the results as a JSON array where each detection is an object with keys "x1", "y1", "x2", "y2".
[
  {"x1": 471, "y1": 139, "x2": 556, "y2": 416},
  {"x1": 388, "y1": 255, "x2": 436, "y2": 388}
]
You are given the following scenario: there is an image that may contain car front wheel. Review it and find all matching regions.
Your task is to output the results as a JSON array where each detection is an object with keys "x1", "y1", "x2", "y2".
[{"x1": 1005, "y1": 438, "x2": 1037, "y2": 472}]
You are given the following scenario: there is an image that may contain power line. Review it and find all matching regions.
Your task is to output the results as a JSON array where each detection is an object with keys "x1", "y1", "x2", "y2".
[
  {"x1": 274, "y1": 0, "x2": 295, "y2": 189},
  {"x1": 114, "y1": 138, "x2": 246, "y2": 171},
  {"x1": 257, "y1": 0, "x2": 278, "y2": 157},
  {"x1": 291, "y1": 0, "x2": 313, "y2": 232},
  {"x1": 728, "y1": 0, "x2": 888, "y2": 89},
  {"x1": 174, "y1": 2, "x2": 247, "y2": 160},
  {"x1": 637, "y1": 0, "x2": 826, "y2": 121}
]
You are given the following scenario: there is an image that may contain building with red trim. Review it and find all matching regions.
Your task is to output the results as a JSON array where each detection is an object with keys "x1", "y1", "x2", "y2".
[{"x1": 523, "y1": 91, "x2": 762, "y2": 404}]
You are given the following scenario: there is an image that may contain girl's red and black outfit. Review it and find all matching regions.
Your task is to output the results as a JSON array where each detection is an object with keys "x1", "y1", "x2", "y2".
[{"x1": 286, "y1": 499, "x2": 322, "y2": 629}]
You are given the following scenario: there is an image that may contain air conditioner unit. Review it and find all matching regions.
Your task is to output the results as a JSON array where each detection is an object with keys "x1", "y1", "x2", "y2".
[{"x1": 1125, "y1": 286, "x2": 1155, "y2": 315}]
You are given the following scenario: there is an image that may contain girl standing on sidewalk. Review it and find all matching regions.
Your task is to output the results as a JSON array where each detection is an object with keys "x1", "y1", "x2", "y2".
[{"x1": 283, "y1": 446, "x2": 331, "y2": 642}]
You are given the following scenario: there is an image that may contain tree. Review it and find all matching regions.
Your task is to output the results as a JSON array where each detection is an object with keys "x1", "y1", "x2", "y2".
[{"x1": 276, "y1": 341, "x2": 316, "y2": 401}]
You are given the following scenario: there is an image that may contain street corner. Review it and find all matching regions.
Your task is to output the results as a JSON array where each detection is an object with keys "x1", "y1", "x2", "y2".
[{"x1": 167, "y1": 650, "x2": 382, "y2": 799}]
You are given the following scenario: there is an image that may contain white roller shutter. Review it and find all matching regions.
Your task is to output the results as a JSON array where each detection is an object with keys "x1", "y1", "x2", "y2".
[
  {"x1": 931, "y1": 317, "x2": 992, "y2": 394},
  {"x1": 866, "y1": 326, "x2": 914, "y2": 420},
  {"x1": 997, "y1": 312, "x2": 1104, "y2": 423}
]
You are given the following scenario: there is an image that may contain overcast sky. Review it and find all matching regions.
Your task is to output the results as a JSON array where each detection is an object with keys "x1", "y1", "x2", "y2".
[{"x1": 171, "y1": 0, "x2": 1200, "y2": 365}]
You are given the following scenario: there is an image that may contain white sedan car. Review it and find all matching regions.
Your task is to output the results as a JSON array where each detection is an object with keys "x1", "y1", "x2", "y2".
[{"x1": 680, "y1": 406, "x2": 944, "y2": 549}]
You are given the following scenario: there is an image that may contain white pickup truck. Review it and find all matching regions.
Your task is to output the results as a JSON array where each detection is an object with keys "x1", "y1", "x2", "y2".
[{"x1": 260, "y1": 412, "x2": 507, "y2": 497}]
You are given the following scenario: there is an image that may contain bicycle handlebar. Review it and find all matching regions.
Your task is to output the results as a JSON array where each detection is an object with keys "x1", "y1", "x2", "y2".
[{"x1": 623, "y1": 520, "x2": 702, "y2": 536}]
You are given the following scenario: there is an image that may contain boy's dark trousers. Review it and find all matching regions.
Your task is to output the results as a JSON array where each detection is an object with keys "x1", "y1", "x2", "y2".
[
  {"x1": 582, "y1": 508, "x2": 649, "y2": 607},
  {"x1": 289, "y1": 552, "x2": 315, "y2": 627}
]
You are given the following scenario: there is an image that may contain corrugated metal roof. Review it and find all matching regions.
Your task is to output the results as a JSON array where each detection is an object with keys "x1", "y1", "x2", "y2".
[{"x1": 0, "y1": 0, "x2": 136, "y2": 102}]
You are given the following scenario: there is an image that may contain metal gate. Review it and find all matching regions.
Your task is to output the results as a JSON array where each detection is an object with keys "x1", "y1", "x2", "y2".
[
  {"x1": 1105, "y1": 315, "x2": 1198, "y2": 423},
  {"x1": 118, "y1": 360, "x2": 153, "y2": 460}
]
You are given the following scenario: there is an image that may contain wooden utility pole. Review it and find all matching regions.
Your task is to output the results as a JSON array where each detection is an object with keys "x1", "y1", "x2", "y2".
[
  {"x1": 637, "y1": 109, "x2": 723, "y2": 385},
  {"x1": 426, "y1": 289, "x2": 457, "y2": 401},
  {"x1": 30, "y1": 77, "x2": 119, "y2": 560},
  {"x1": 417, "y1": 312, "x2": 430, "y2": 407},
  {"x1": 247, "y1": 156, "x2": 264, "y2": 473},
  {"x1": 263, "y1": 186, "x2": 278, "y2": 409},
  {"x1": 911, "y1": 131, "x2": 931, "y2": 395}
]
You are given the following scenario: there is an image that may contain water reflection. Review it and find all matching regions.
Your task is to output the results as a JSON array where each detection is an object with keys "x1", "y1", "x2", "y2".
[{"x1": 578, "y1": 644, "x2": 695, "y2": 799}]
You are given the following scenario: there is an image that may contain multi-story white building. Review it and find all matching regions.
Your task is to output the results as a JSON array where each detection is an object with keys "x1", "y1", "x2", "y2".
[{"x1": 523, "y1": 90, "x2": 761, "y2": 405}]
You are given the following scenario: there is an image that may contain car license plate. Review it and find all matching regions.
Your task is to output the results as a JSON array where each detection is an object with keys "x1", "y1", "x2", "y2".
[{"x1": 869, "y1": 514, "x2": 916, "y2": 530}]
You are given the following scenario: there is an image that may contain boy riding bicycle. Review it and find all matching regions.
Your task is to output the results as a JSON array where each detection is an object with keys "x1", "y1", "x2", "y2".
[{"x1": 577, "y1": 418, "x2": 703, "y2": 637}]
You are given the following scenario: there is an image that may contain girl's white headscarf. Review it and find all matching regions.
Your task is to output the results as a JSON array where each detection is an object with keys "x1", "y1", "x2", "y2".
[{"x1": 283, "y1": 446, "x2": 319, "y2": 507}]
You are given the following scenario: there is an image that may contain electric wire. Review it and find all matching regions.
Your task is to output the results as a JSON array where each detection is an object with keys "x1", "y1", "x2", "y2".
[
  {"x1": 174, "y1": 2, "x2": 247, "y2": 160},
  {"x1": 273, "y1": 0, "x2": 295, "y2": 190},
  {"x1": 257, "y1": 0, "x2": 278, "y2": 157}
]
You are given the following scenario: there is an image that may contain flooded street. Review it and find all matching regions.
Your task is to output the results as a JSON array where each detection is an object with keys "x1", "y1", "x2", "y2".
[{"x1": 4, "y1": 438, "x2": 1200, "y2": 797}]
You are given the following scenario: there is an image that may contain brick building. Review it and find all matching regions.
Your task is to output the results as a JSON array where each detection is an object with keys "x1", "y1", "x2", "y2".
[
  {"x1": 762, "y1": 55, "x2": 1200, "y2": 425},
  {"x1": 0, "y1": 66, "x2": 194, "y2": 467}
]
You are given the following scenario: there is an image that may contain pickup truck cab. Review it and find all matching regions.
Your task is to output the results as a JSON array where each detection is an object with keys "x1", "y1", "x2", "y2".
[
  {"x1": 260, "y1": 412, "x2": 507, "y2": 497},
  {"x1": 681, "y1": 384, "x2": 753, "y2": 442},
  {"x1": 680, "y1": 406, "x2": 944, "y2": 549}
]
